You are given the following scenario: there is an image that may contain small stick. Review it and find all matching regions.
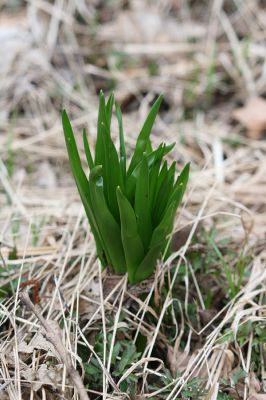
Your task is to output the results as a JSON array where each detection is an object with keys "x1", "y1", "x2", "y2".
[{"x1": 19, "y1": 291, "x2": 90, "y2": 400}]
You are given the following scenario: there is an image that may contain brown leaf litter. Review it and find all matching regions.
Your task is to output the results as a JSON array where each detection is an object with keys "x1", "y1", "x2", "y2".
[{"x1": 233, "y1": 97, "x2": 266, "y2": 139}]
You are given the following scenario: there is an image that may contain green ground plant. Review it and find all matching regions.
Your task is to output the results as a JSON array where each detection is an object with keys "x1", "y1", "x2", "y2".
[
  {"x1": 84, "y1": 330, "x2": 140, "y2": 395},
  {"x1": 62, "y1": 92, "x2": 189, "y2": 283}
]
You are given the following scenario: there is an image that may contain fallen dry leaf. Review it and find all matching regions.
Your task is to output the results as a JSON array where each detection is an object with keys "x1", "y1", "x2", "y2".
[
  {"x1": 167, "y1": 346, "x2": 196, "y2": 376},
  {"x1": 18, "y1": 324, "x2": 61, "y2": 360},
  {"x1": 198, "y1": 309, "x2": 218, "y2": 326},
  {"x1": 21, "y1": 363, "x2": 64, "y2": 391},
  {"x1": 248, "y1": 371, "x2": 261, "y2": 396},
  {"x1": 233, "y1": 97, "x2": 266, "y2": 139},
  {"x1": 0, "y1": 391, "x2": 9, "y2": 400}
]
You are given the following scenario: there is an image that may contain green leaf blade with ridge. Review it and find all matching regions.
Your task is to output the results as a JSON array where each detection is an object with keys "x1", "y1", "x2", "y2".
[
  {"x1": 89, "y1": 167, "x2": 126, "y2": 273},
  {"x1": 153, "y1": 161, "x2": 176, "y2": 227},
  {"x1": 62, "y1": 111, "x2": 106, "y2": 265},
  {"x1": 127, "y1": 95, "x2": 163, "y2": 176},
  {"x1": 101, "y1": 122, "x2": 123, "y2": 221},
  {"x1": 131, "y1": 244, "x2": 162, "y2": 283},
  {"x1": 134, "y1": 155, "x2": 152, "y2": 250},
  {"x1": 126, "y1": 142, "x2": 175, "y2": 204},
  {"x1": 115, "y1": 100, "x2": 126, "y2": 180},
  {"x1": 105, "y1": 93, "x2": 114, "y2": 128},
  {"x1": 83, "y1": 128, "x2": 94, "y2": 170},
  {"x1": 95, "y1": 91, "x2": 108, "y2": 166},
  {"x1": 168, "y1": 163, "x2": 190, "y2": 211},
  {"x1": 116, "y1": 187, "x2": 144, "y2": 282}
]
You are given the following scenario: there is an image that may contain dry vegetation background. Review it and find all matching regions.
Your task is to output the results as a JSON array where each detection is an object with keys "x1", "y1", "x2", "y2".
[{"x1": 0, "y1": 1, "x2": 266, "y2": 399}]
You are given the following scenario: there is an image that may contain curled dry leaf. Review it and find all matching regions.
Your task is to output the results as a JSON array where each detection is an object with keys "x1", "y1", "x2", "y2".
[
  {"x1": 247, "y1": 371, "x2": 264, "y2": 400},
  {"x1": 241, "y1": 209, "x2": 254, "y2": 235},
  {"x1": 0, "y1": 391, "x2": 9, "y2": 400},
  {"x1": 167, "y1": 345, "x2": 196, "y2": 376},
  {"x1": 233, "y1": 97, "x2": 266, "y2": 139},
  {"x1": 249, "y1": 371, "x2": 261, "y2": 396},
  {"x1": 198, "y1": 309, "x2": 218, "y2": 326},
  {"x1": 221, "y1": 349, "x2": 235, "y2": 378},
  {"x1": 18, "y1": 325, "x2": 61, "y2": 360},
  {"x1": 21, "y1": 363, "x2": 64, "y2": 391},
  {"x1": 172, "y1": 226, "x2": 192, "y2": 252}
]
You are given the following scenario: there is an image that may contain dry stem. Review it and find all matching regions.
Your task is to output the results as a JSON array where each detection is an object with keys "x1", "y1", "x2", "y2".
[{"x1": 19, "y1": 291, "x2": 90, "y2": 400}]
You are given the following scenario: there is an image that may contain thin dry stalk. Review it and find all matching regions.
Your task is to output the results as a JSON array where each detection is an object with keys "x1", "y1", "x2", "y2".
[{"x1": 19, "y1": 291, "x2": 90, "y2": 400}]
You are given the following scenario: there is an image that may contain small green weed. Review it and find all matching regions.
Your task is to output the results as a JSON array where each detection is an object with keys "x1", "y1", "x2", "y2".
[
  {"x1": 205, "y1": 227, "x2": 251, "y2": 299},
  {"x1": 219, "y1": 367, "x2": 247, "y2": 400},
  {"x1": 148, "y1": 370, "x2": 207, "y2": 399},
  {"x1": 84, "y1": 331, "x2": 140, "y2": 396},
  {"x1": 185, "y1": 226, "x2": 251, "y2": 301},
  {"x1": 31, "y1": 216, "x2": 46, "y2": 246},
  {"x1": 219, "y1": 320, "x2": 266, "y2": 372},
  {"x1": 82, "y1": 326, "x2": 207, "y2": 398}
]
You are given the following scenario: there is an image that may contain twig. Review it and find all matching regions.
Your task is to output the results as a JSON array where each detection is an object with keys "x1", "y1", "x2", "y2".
[{"x1": 19, "y1": 291, "x2": 90, "y2": 400}]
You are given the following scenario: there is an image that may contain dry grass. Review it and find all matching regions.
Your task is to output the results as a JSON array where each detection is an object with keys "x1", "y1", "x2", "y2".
[{"x1": 0, "y1": 1, "x2": 265, "y2": 399}]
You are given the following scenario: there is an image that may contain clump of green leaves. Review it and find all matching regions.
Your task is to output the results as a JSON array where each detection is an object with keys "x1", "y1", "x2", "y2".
[
  {"x1": 62, "y1": 92, "x2": 189, "y2": 283},
  {"x1": 84, "y1": 331, "x2": 140, "y2": 395},
  {"x1": 148, "y1": 370, "x2": 207, "y2": 399}
]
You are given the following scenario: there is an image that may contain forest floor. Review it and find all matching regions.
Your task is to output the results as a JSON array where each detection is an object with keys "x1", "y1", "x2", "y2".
[{"x1": 0, "y1": 1, "x2": 265, "y2": 399}]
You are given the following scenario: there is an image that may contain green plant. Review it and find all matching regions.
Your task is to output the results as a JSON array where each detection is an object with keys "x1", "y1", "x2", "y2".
[
  {"x1": 148, "y1": 370, "x2": 207, "y2": 399},
  {"x1": 31, "y1": 216, "x2": 46, "y2": 246},
  {"x1": 62, "y1": 92, "x2": 189, "y2": 283},
  {"x1": 217, "y1": 393, "x2": 234, "y2": 400},
  {"x1": 84, "y1": 331, "x2": 140, "y2": 395}
]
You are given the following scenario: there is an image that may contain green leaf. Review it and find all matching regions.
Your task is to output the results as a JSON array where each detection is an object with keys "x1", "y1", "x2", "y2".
[
  {"x1": 126, "y1": 142, "x2": 175, "y2": 204},
  {"x1": 116, "y1": 187, "x2": 144, "y2": 282},
  {"x1": 118, "y1": 343, "x2": 136, "y2": 373},
  {"x1": 115, "y1": 100, "x2": 126, "y2": 180},
  {"x1": 168, "y1": 163, "x2": 190, "y2": 210},
  {"x1": 83, "y1": 128, "x2": 94, "y2": 170},
  {"x1": 146, "y1": 143, "x2": 175, "y2": 173},
  {"x1": 101, "y1": 122, "x2": 123, "y2": 221},
  {"x1": 148, "y1": 143, "x2": 174, "y2": 210},
  {"x1": 134, "y1": 202, "x2": 180, "y2": 283},
  {"x1": 145, "y1": 138, "x2": 153, "y2": 154},
  {"x1": 95, "y1": 91, "x2": 107, "y2": 165},
  {"x1": 89, "y1": 167, "x2": 126, "y2": 273},
  {"x1": 62, "y1": 110, "x2": 106, "y2": 265},
  {"x1": 231, "y1": 368, "x2": 247, "y2": 384},
  {"x1": 111, "y1": 341, "x2": 121, "y2": 365},
  {"x1": 153, "y1": 161, "x2": 176, "y2": 226},
  {"x1": 134, "y1": 155, "x2": 152, "y2": 250},
  {"x1": 151, "y1": 160, "x2": 168, "y2": 218},
  {"x1": 105, "y1": 93, "x2": 114, "y2": 127},
  {"x1": 150, "y1": 203, "x2": 175, "y2": 248},
  {"x1": 149, "y1": 159, "x2": 161, "y2": 211},
  {"x1": 127, "y1": 95, "x2": 163, "y2": 175},
  {"x1": 131, "y1": 244, "x2": 162, "y2": 283},
  {"x1": 84, "y1": 363, "x2": 100, "y2": 375}
]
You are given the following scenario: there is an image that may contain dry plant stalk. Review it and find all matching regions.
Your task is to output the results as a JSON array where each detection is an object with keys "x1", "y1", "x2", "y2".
[{"x1": 19, "y1": 291, "x2": 90, "y2": 400}]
